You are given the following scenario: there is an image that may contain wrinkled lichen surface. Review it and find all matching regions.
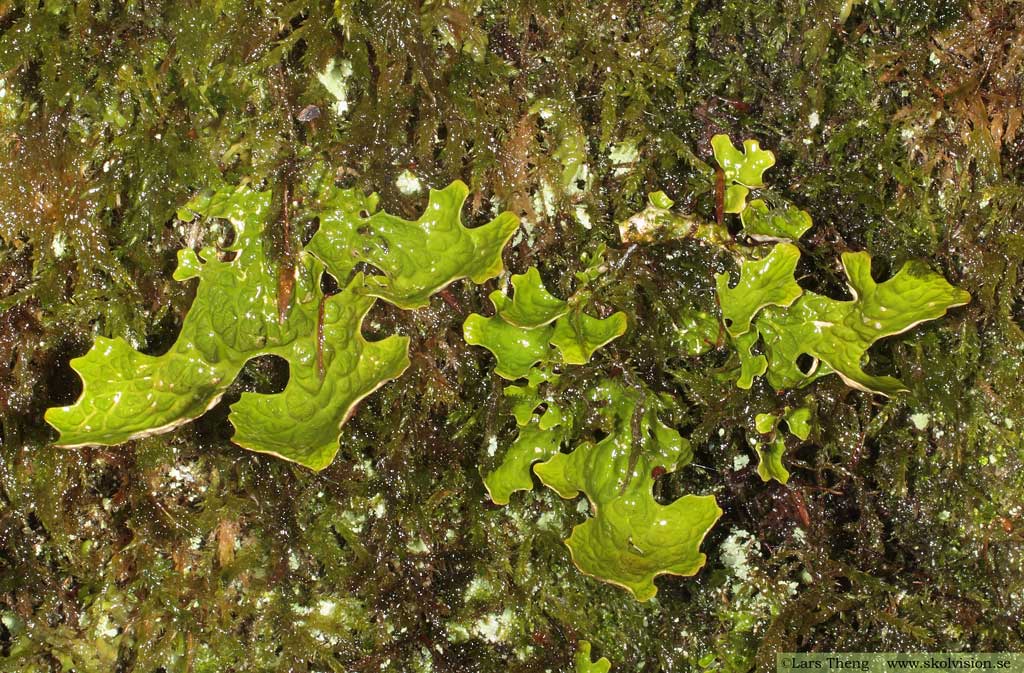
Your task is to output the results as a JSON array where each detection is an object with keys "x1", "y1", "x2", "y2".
[{"x1": 1, "y1": 1, "x2": 1022, "y2": 671}]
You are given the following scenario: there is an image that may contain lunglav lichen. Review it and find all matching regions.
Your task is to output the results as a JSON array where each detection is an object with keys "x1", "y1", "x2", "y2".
[
  {"x1": 575, "y1": 641, "x2": 611, "y2": 673},
  {"x1": 642, "y1": 135, "x2": 971, "y2": 397},
  {"x1": 45, "y1": 181, "x2": 518, "y2": 470},
  {"x1": 470, "y1": 265, "x2": 721, "y2": 602},
  {"x1": 624, "y1": 134, "x2": 971, "y2": 483}
]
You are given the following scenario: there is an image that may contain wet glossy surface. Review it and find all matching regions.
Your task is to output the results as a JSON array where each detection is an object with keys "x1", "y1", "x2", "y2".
[{"x1": 1, "y1": 1, "x2": 1022, "y2": 670}]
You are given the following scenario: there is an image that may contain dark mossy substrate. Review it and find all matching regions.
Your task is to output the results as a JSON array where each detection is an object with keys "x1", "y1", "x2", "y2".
[{"x1": 1, "y1": 1, "x2": 1023, "y2": 671}]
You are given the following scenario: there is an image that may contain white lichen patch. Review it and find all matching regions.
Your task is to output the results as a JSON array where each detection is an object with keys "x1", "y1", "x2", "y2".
[
  {"x1": 396, "y1": 169, "x2": 423, "y2": 195},
  {"x1": 371, "y1": 494, "x2": 386, "y2": 518},
  {"x1": 406, "y1": 537, "x2": 430, "y2": 554},
  {"x1": 339, "y1": 508, "x2": 368, "y2": 534},
  {"x1": 471, "y1": 608, "x2": 514, "y2": 643},
  {"x1": 720, "y1": 528, "x2": 759, "y2": 584},
  {"x1": 609, "y1": 140, "x2": 639, "y2": 176},
  {"x1": 463, "y1": 576, "x2": 493, "y2": 602},
  {"x1": 51, "y1": 232, "x2": 67, "y2": 258},
  {"x1": 317, "y1": 58, "x2": 353, "y2": 115},
  {"x1": 535, "y1": 508, "x2": 563, "y2": 531},
  {"x1": 574, "y1": 204, "x2": 592, "y2": 229},
  {"x1": 910, "y1": 412, "x2": 930, "y2": 430}
]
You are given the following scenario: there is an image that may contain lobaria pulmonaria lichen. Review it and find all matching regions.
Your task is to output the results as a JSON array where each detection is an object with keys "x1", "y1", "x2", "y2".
[{"x1": 45, "y1": 181, "x2": 518, "y2": 470}]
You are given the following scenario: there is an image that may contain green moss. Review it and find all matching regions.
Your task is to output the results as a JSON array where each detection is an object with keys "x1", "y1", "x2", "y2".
[{"x1": 2, "y1": 0, "x2": 1022, "y2": 671}]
